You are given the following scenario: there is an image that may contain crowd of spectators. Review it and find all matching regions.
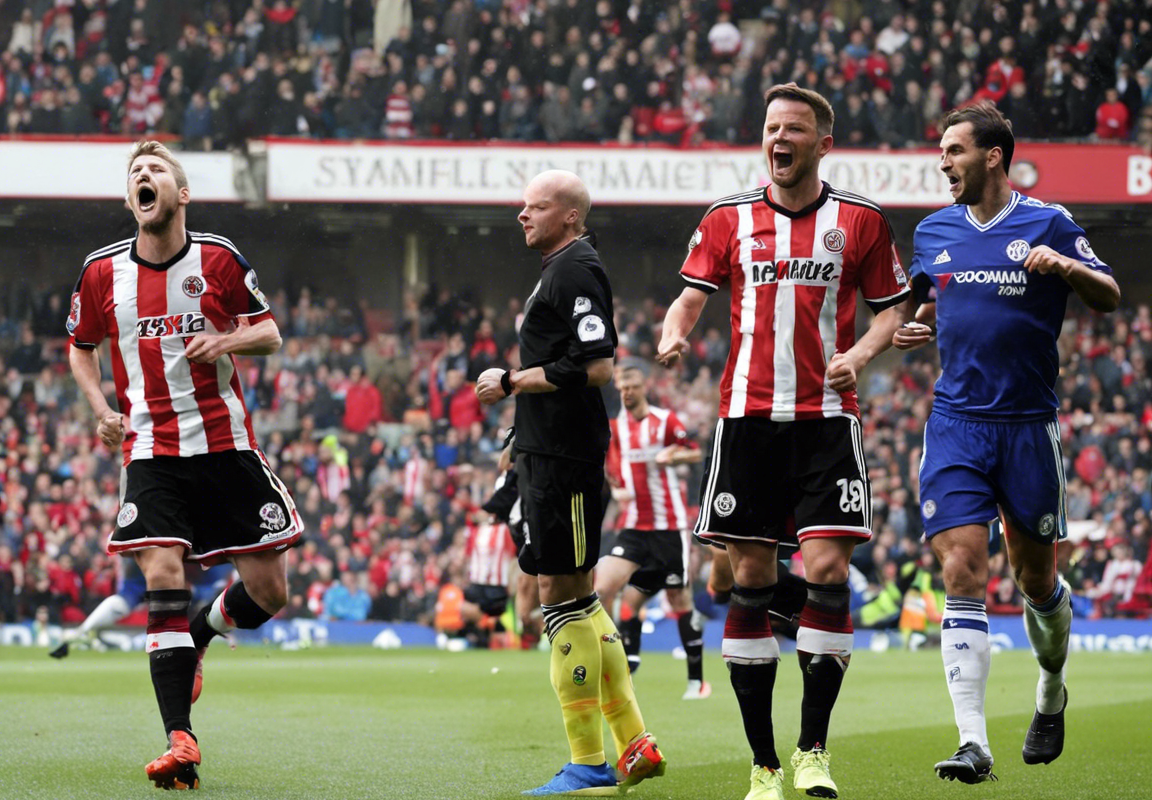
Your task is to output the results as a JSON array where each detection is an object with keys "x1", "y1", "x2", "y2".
[
  {"x1": 3, "y1": 1, "x2": 1152, "y2": 149},
  {"x1": 1, "y1": 273, "x2": 1150, "y2": 631}
]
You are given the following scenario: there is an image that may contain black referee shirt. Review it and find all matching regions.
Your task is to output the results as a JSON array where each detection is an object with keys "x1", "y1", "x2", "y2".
[{"x1": 514, "y1": 236, "x2": 618, "y2": 465}]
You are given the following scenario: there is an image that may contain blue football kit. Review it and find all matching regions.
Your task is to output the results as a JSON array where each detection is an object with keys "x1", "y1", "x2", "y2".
[{"x1": 909, "y1": 192, "x2": 1112, "y2": 541}]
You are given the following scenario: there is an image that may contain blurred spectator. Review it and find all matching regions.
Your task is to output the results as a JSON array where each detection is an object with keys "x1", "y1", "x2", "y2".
[{"x1": 1096, "y1": 88, "x2": 1131, "y2": 140}]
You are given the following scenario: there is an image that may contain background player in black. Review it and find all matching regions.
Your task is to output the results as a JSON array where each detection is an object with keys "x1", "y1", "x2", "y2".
[{"x1": 476, "y1": 170, "x2": 665, "y2": 796}]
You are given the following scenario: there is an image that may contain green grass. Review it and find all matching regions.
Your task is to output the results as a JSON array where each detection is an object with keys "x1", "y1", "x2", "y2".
[{"x1": 0, "y1": 645, "x2": 1148, "y2": 799}]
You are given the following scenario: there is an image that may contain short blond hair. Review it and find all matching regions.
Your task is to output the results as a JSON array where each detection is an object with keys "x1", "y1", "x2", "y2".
[
  {"x1": 127, "y1": 140, "x2": 188, "y2": 189},
  {"x1": 763, "y1": 84, "x2": 835, "y2": 137}
]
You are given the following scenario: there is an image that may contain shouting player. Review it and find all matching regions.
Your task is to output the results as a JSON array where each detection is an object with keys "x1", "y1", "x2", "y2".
[
  {"x1": 894, "y1": 102, "x2": 1118, "y2": 784},
  {"x1": 658, "y1": 84, "x2": 911, "y2": 800},
  {"x1": 68, "y1": 141, "x2": 302, "y2": 789},
  {"x1": 597, "y1": 364, "x2": 709, "y2": 699}
]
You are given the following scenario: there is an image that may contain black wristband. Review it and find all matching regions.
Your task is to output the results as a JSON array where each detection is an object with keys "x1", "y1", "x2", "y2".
[{"x1": 500, "y1": 370, "x2": 513, "y2": 396}]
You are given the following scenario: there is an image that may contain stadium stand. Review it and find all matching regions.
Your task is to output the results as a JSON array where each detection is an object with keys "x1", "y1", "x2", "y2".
[{"x1": 1, "y1": 1, "x2": 1151, "y2": 146}]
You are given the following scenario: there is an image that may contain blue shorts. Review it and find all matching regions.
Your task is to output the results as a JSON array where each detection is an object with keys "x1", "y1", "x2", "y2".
[{"x1": 919, "y1": 413, "x2": 1067, "y2": 543}]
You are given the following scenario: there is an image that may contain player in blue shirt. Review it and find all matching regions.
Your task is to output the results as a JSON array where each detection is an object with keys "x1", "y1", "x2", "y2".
[{"x1": 894, "y1": 102, "x2": 1119, "y2": 784}]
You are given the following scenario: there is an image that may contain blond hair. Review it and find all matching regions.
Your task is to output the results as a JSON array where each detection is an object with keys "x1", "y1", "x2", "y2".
[
  {"x1": 127, "y1": 140, "x2": 188, "y2": 189},
  {"x1": 763, "y1": 84, "x2": 835, "y2": 137}
]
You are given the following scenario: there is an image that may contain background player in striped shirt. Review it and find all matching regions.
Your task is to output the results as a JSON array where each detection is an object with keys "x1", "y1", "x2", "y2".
[
  {"x1": 460, "y1": 471, "x2": 520, "y2": 646},
  {"x1": 596, "y1": 364, "x2": 708, "y2": 700},
  {"x1": 657, "y1": 84, "x2": 911, "y2": 800},
  {"x1": 894, "y1": 103, "x2": 1119, "y2": 784},
  {"x1": 67, "y1": 141, "x2": 302, "y2": 790}
]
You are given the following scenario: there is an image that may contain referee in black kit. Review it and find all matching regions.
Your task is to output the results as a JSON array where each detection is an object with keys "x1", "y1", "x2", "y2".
[{"x1": 476, "y1": 170, "x2": 665, "y2": 795}]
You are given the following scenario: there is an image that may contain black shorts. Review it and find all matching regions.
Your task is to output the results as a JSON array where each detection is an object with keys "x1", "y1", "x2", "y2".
[
  {"x1": 606, "y1": 529, "x2": 689, "y2": 595},
  {"x1": 516, "y1": 452, "x2": 604, "y2": 576},
  {"x1": 108, "y1": 450, "x2": 303, "y2": 566},
  {"x1": 695, "y1": 416, "x2": 872, "y2": 547},
  {"x1": 463, "y1": 584, "x2": 510, "y2": 616}
]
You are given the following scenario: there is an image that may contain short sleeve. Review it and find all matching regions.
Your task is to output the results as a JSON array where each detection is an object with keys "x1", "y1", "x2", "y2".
[
  {"x1": 67, "y1": 261, "x2": 108, "y2": 349},
  {"x1": 855, "y1": 208, "x2": 910, "y2": 312},
  {"x1": 1046, "y1": 207, "x2": 1112, "y2": 275},
  {"x1": 547, "y1": 257, "x2": 617, "y2": 362},
  {"x1": 680, "y1": 206, "x2": 735, "y2": 293},
  {"x1": 224, "y1": 249, "x2": 274, "y2": 321},
  {"x1": 909, "y1": 224, "x2": 937, "y2": 305}
]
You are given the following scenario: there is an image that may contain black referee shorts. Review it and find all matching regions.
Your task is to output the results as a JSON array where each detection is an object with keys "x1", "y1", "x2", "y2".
[{"x1": 516, "y1": 452, "x2": 604, "y2": 576}]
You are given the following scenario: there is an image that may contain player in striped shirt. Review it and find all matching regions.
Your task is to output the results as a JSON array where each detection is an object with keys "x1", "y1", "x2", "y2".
[
  {"x1": 460, "y1": 471, "x2": 521, "y2": 645},
  {"x1": 658, "y1": 85, "x2": 912, "y2": 800},
  {"x1": 68, "y1": 141, "x2": 302, "y2": 790},
  {"x1": 596, "y1": 365, "x2": 708, "y2": 699}
]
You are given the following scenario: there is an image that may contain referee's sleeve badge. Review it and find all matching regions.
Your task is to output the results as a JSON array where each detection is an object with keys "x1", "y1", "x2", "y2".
[{"x1": 577, "y1": 315, "x2": 606, "y2": 342}]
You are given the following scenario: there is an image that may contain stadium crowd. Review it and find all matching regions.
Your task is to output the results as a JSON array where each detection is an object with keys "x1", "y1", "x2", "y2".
[
  {"x1": 1, "y1": 277, "x2": 1150, "y2": 629},
  {"x1": 2, "y1": 0, "x2": 1152, "y2": 148}
]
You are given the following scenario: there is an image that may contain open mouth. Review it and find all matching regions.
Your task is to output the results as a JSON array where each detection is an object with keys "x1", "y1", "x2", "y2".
[
  {"x1": 137, "y1": 185, "x2": 157, "y2": 212},
  {"x1": 773, "y1": 150, "x2": 794, "y2": 169}
]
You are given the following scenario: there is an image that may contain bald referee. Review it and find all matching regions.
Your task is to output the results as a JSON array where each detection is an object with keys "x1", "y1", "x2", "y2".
[{"x1": 477, "y1": 170, "x2": 665, "y2": 796}]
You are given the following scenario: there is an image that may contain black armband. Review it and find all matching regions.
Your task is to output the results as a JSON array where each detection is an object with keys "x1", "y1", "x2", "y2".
[
  {"x1": 500, "y1": 370, "x2": 513, "y2": 396},
  {"x1": 543, "y1": 359, "x2": 590, "y2": 389}
]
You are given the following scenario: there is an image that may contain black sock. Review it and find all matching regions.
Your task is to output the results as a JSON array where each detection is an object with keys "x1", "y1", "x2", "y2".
[
  {"x1": 729, "y1": 661, "x2": 780, "y2": 769},
  {"x1": 146, "y1": 589, "x2": 197, "y2": 736},
  {"x1": 619, "y1": 616, "x2": 642, "y2": 674},
  {"x1": 222, "y1": 582, "x2": 275, "y2": 628},
  {"x1": 797, "y1": 582, "x2": 852, "y2": 751},
  {"x1": 677, "y1": 611, "x2": 704, "y2": 682},
  {"x1": 188, "y1": 603, "x2": 217, "y2": 651}
]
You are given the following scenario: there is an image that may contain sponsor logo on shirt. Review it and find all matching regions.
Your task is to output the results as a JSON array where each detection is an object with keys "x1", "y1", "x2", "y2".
[
  {"x1": 135, "y1": 312, "x2": 207, "y2": 339},
  {"x1": 932, "y1": 250, "x2": 952, "y2": 265},
  {"x1": 937, "y1": 270, "x2": 1028, "y2": 296},
  {"x1": 749, "y1": 259, "x2": 839, "y2": 286}
]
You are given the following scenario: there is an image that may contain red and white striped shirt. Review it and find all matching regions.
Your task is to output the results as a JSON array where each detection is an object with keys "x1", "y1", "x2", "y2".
[
  {"x1": 465, "y1": 521, "x2": 517, "y2": 587},
  {"x1": 681, "y1": 183, "x2": 909, "y2": 421},
  {"x1": 67, "y1": 232, "x2": 272, "y2": 464},
  {"x1": 608, "y1": 406, "x2": 693, "y2": 531}
]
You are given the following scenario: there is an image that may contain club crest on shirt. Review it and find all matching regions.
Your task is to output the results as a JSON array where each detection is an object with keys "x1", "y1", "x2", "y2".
[
  {"x1": 66, "y1": 292, "x2": 81, "y2": 334},
  {"x1": 688, "y1": 228, "x2": 702, "y2": 252},
  {"x1": 1005, "y1": 239, "x2": 1031, "y2": 262},
  {"x1": 822, "y1": 228, "x2": 846, "y2": 254},
  {"x1": 182, "y1": 275, "x2": 206, "y2": 298},
  {"x1": 117, "y1": 502, "x2": 138, "y2": 528},
  {"x1": 573, "y1": 296, "x2": 591, "y2": 316},
  {"x1": 259, "y1": 502, "x2": 287, "y2": 531}
]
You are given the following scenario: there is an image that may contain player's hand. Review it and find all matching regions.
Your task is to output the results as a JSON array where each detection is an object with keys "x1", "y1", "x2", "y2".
[
  {"x1": 476, "y1": 368, "x2": 509, "y2": 405},
  {"x1": 656, "y1": 336, "x2": 689, "y2": 367},
  {"x1": 893, "y1": 322, "x2": 934, "y2": 350},
  {"x1": 1023, "y1": 245, "x2": 1073, "y2": 279},
  {"x1": 184, "y1": 333, "x2": 230, "y2": 364},
  {"x1": 826, "y1": 352, "x2": 859, "y2": 393},
  {"x1": 654, "y1": 445, "x2": 677, "y2": 466},
  {"x1": 611, "y1": 486, "x2": 635, "y2": 503},
  {"x1": 498, "y1": 441, "x2": 515, "y2": 472},
  {"x1": 97, "y1": 412, "x2": 128, "y2": 448}
]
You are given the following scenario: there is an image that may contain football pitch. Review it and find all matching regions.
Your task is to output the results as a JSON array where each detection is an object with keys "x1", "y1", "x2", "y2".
[{"x1": 1, "y1": 645, "x2": 1148, "y2": 799}]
